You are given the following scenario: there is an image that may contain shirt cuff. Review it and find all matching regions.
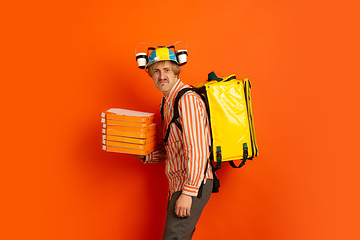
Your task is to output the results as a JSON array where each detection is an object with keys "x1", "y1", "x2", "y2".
[
  {"x1": 182, "y1": 183, "x2": 199, "y2": 197},
  {"x1": 142, "y1": 154, "x2": 151, "y2": 163}
]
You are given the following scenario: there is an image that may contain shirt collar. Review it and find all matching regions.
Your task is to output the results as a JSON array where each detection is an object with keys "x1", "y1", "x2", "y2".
[{"x1": 164, "y1": 78, "x2": 184, "y2": 103}]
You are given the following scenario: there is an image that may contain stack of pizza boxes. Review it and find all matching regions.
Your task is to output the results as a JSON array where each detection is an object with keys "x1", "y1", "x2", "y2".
[{"x1": 101, "y1": 108, "x2": 157, "y2": 155}]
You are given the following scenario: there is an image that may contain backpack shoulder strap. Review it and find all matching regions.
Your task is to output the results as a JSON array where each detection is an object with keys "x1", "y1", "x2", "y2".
[
  {"x1": 163, "y1": 88, "x2": 194, "y2": 144},
  {"x1": 160, "y1": 97, "x2": 165, "y2": 121},
  {"x1": 163, "y1": 86, "x2": 220, "y2": 195}
]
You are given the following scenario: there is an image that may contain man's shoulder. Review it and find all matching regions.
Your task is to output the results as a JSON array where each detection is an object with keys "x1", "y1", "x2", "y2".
[
  {"x1": 178, "y1": 85, "x2": 200, "y2": 98},
  {"x1": 177, "y1": 86, "x2": 206, "y2": 108}
]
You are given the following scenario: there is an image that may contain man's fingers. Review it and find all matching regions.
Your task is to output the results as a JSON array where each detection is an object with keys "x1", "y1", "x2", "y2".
[
  {"x1": 175, "y1": 207, "x2": 181, "y2": 217},
  {"x1": 182, "y1": 209, "x2": 187, "y2": 218},
  {"x1": 175, "y1": 194, "x2": 192, "y2": 217},
  {"x1": 175, "y1": 207, "x2": 190, "y2": 218},
  {"x1": 185, "y1": 209, "x2": 190, "y2": 217}
]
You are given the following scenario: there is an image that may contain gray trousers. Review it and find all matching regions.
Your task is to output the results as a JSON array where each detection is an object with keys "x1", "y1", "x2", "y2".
[{"x1": 162, "y1": 179, "x2": 213, "y2": 240}]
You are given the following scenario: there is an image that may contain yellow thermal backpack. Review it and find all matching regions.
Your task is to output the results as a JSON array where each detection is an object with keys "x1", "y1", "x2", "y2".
[{"x1": 162, "y1": 72, "x2": 259, "y2": 193}]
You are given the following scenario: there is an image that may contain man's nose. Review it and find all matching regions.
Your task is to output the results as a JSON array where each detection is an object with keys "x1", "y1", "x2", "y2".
[{"x1": 159, "y1": 70, "x2": 166, "y2": 79}]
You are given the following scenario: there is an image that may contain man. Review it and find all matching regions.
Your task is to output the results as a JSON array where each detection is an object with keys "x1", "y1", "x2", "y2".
[{"x1": 140, "y1": 47, "x2": 214, "y2": 239}]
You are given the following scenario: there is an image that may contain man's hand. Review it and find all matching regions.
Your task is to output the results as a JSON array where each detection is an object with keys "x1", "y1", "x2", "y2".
[
  {"x1": 175, "y1": 194, "x2": 192, "y2": 218},
  {"x1": 131, "y1": 154, "x2": 145, "y2": 161}
]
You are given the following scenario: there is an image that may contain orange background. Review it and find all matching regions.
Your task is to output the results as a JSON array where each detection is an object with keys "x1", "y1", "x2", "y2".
[{"x1": 2, "y1": 0, "x2": 360, "y2": 239}]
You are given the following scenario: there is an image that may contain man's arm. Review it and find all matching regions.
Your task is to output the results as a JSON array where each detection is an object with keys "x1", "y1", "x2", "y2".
[
  {"x1": 173, "y1": 93, "x2": 210, "y2": 217},
  {"x1": 140, "y1": 142, "x2": 166, "y2": 163},
  {"x1": 179, "y1": 93, "x2": 211, "y2": 196}
]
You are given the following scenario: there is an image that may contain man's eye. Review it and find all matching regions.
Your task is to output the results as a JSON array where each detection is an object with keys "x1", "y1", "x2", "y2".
[{"x1": 165, "y1": 69, "x2": 170, "y2": 72}]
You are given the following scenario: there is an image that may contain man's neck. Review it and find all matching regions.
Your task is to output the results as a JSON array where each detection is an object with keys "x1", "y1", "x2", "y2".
[{"x1": 163, "y1": 78, "x2": 179, "y2": 97}]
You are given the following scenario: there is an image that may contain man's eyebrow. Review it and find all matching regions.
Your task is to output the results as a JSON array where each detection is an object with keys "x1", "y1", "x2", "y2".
[{"x1": 153, "y1": 66, "x2": 170, "y2": 71}]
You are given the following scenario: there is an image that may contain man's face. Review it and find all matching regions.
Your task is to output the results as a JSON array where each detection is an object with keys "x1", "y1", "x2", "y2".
[{"x1": 150, "y1": 61, "x2": 178, "y2": 96}]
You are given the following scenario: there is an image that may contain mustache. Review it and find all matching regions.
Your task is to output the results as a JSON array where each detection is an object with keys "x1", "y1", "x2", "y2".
[{"x1": 157, "y1": 79, "x2": 168, "y2": 84}]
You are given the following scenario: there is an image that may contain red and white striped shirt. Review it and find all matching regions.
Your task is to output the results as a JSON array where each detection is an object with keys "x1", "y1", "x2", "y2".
[{"x1": 144, "y1": 79, "x2": 213, "y2": 198}]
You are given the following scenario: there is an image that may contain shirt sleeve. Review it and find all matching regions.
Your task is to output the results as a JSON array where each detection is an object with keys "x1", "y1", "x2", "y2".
[
  {"x1": 179, "y1": 93, "x2": 210, "y2": 197},
  {"x1": 142, "y1": 100, "x2": 167, "y2": 164},
  {"x1": 142, "y1": 141, "x2": 166, "y2": 163}
]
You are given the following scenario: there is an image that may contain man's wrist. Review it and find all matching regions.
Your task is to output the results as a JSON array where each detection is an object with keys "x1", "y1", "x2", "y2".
[
  {"x1": 182, "y1": 184, "x2": 199, "y2": 197},
  {"x1": 181, "y1": 192, "x2": 192, "y2": 197}
]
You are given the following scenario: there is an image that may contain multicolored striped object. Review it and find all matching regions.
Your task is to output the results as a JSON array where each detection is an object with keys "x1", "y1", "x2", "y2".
[{"x1": 147, "y1": 47, "x2": 178, "y2": 68}]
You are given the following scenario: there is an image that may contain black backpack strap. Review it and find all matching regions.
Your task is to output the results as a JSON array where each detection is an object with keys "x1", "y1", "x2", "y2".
[
  {"x1": 197, "y1": 160, "x2": 208, "y2": 198},
  {"x1": 212, "y1": 170, "x2": 220, "y2": 193},
  {"x1": 229, "y1": 143, "x2": 248, "y2": 168},
  {"x1": 162, "y1": 87, "x2": 220, "y2": 194},
  {"x1": 160, "y1": 97, "x2": 165, "y2": 121},
  {"x1": 197, "y1": 158, "x2": 220, "y2": 197},
  {"x1": 163, "y1": 88, "x2": 194, "y2": 144}
]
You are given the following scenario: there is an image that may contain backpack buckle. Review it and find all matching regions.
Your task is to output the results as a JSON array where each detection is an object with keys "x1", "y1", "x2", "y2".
[{"x1": 216, "y1": 146, "x2": 222, "y2": 162}]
